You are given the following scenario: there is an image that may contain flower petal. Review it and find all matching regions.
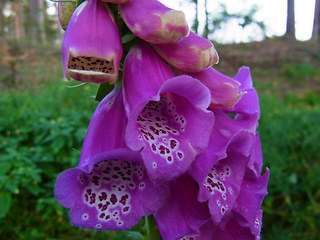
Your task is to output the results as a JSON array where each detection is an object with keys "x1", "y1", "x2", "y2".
[
  {"x1": 78, "y1": 86, "x2": 127, "y2": 172},
  {"x1": 154, "y1": 175, "x2": 210, "y2": 240},
  {"x1": 232, "y1": 170, "x2": 269, "y2": 236},
  {"x1": 226, "y1": 67, "x2": 260, "y2": 118},
  {"x1": 118, "y1": 0, "x2": 189, "y2": 44},
  {"x1": 55, "y1": 156, "x2": 167, "y2": 231},
  {"x1": 191, "y1": 110, "x2": 259, "y2": 189},
  {"x1": 62, "y1": 0, "x2": 122, "y2": 83},
  {"x1": 152, "y1": 32, "x2": 219, "y2": 72}
]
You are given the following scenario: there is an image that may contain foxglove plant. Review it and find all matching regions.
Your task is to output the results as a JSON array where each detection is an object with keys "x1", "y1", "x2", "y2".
[{"x1": 54, "y1": 0, "x2": 269, "y2": 239}]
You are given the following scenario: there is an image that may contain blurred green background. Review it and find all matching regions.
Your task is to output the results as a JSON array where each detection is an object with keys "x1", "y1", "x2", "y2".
[{"x1": 1, "y1": 0, "x2": 320, "y2": 239}]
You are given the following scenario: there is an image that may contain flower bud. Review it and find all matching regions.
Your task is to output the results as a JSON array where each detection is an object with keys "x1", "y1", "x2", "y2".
[
  {"x1": 185, "y1": 67, "x2": 242, "y2": 109},
  {"x1": 152, "y1": 32, "x2": 219, "y2": 72},
  {"x1": 119, "y1": 0, "x2": 189, "y2": 44},
  {"x1": 58, "y1": 1, "x2": 77, "y2": 30},
  {"x1": 62, "y1": 0, "x2": 122, "y2": 84}
]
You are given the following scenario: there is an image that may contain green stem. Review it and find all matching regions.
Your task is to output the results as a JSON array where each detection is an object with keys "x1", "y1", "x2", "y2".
[
  {"x1": 76, "y1": 0, "x2": 85, "y2": 7},
  {"x1": 145, "y1": 215, "x2": 162, "y2": 240}
]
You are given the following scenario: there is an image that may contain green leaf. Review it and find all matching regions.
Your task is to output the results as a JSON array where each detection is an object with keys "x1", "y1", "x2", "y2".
[
  {"x1": 95, "y1": 82, "x2": 114, "y2": 102},
  {"x1": 124, "y1": 231, "x2": 144, "y2": 240},
  {"x1": 0, "y1": 191, "x2": 12, "y2": 218},
  {"x1": 0, "y1": 162, "x2": 11, "y2": 176}
]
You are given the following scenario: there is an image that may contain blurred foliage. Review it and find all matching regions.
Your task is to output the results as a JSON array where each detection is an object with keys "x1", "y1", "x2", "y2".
[{"x1": 0, "y1": 38, "x2": 320, "y2": 239}]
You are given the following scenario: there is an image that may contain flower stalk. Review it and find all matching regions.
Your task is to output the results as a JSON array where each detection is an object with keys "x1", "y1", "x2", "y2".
[{"x1": 144, "y1": 215, "x2": 161, "y2": 240}]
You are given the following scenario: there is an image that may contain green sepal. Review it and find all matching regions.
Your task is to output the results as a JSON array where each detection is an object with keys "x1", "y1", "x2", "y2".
[{"x1": 95, "y1": 82, "x2": 114, "y2": 102}]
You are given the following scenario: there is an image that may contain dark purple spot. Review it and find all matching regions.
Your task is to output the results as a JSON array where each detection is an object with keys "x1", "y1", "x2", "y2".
[
  {"x1": 98, "y1": 192, "x2": 108, "y2": 201},
  {"x1": 170, "y1": 139, "x2": 177, "y2": 149},
  {"x1": 119, "y1": 194, "x2": 129, "y2": 205},
  {"x1": 110, "y1": 194, "x2": 117, "y2": 205}
]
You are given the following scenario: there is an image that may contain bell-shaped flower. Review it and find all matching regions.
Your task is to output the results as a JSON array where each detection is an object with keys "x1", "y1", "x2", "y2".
[
  {"x1": 152, "y1": 32, "x2": 219, "y2": 72},
  {"x1": 58, "y1": 1, "x2": 77, "y2": 30},
  {"x1": 122, "y1": 41, "x2": 214, "y2": 181},
  {"x1": 174, "y1": 133, "x2": 268, "y2": 240},
  {"x1": 54, "y1": 87, "x2": 168, "y2": 231},
  {"x1": 118, "y1": 0, "x2": 189, "y2": 44},
  {"x1": 179, "y1": 67, "x2": 242, "y2": 109},
  {"x1": 62, "y1": 0, "x2": 122, "y2": 84}
]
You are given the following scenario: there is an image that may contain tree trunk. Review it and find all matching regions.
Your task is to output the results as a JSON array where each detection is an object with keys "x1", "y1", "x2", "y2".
[
  {"x1": 192, "y1": 0, "x2": 199, "y2": 34},
  {"x1": 312, "y1": 0, "x2": 320, "y2": 41},
  {"x1": 285, "y1": 0, "x2": 295, "y2": 40},
  {"x1": 13, "y1": 1, "x2": 25, "y2": 41},
  {"x1": 0, "y1": 0, "x2": 6, "y2": 42},
  {"x1": 29, "y1": 0, "x2": 46, "y2": 45},
  {"x1": 203, "y1": 0, "x2": 209, "y2": 39}
]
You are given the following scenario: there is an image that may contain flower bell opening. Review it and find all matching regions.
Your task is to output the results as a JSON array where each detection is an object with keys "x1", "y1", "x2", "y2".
[{"x1": 68, "y1": 55, "x2": 114, "y2": 75}]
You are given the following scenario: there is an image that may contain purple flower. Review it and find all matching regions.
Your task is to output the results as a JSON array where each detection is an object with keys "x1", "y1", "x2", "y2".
[
  {"x1": 122, "y1": 41, "x2": 214, "y2": 180},
  {"x1": 118, "y1": 0, "x2": 189, "y2": 44},
  {"x1": 54, "y1": 87, "x2": 167, "y2": 230},
  {"x1": 151, "y1": 67, "x2": 268, "y2": 239},
  {"x1": 62, "y1": 0, "x2": 122, "y2": 84},
  {"x1": 152, "y1": 32, "x2": 219, "y2": 72}
]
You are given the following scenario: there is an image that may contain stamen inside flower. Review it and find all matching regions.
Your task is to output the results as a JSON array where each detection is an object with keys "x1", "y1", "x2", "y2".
[
  {"x1": 68, "y1": 54, "x2": 114, "y2": 74},
  {"x1": 137, "y1": 94, "x2": 186, "y2": 166},
  {"x1": 79, "y1": 159, "x2": 146, "y2": 229}
]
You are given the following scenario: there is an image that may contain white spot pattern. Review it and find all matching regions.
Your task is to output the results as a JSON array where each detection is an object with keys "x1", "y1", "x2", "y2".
[
  {"x1": 204, "y1": 165, "x2": 232, "y2": 215},
  {"x1": 137, "y1": 95, "x2": 186, "y2": 165},
  {"x1": 79, "y1": 159, "x2": 146, "y2": 227}
]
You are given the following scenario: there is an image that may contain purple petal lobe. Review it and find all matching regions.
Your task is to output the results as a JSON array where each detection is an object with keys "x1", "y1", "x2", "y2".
[
  {"x1": 119, "y1": 0, "x2": 189, "y2": 44},
  {"x1": 191, "y1": 110, "x2": 259, "y2": 188},
  {"x1": 226, "y1": 66, "x2": 260, "y2": 118},
  {"x1": 55, "y1": 158, "x2": 167, "y2": 231},
  {"x1": 154, "y1": 175, "x2": 210, "y2": 240},
  {"x1": 233, "y1": 170, "x2": 269, "y2": 236},
  {"x1": 152, "y1": 32, "x2": 219, "y2": 72},
  {"x1": 62, "y1": 0, "x2": 122, "y2": 83}
]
